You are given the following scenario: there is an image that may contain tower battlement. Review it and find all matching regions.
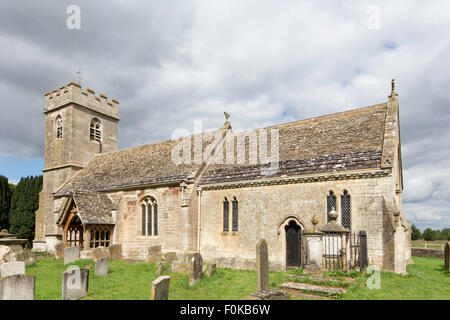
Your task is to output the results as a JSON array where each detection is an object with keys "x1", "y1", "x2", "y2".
[{"x1": 45, "y1": 82, "x2": 119, "y2": 120}]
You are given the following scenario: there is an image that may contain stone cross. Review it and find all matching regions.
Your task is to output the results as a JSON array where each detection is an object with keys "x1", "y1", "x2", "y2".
[
  {"x1": 445, "y1": 242, "x2": 449, "y2": 271},
  {"x1": 0, "y1": 275, "x2": 35, "y2": 300},
  {"x1": 64, "y1": 246, "x2": 80, "y2": 265},
  {"x1": 62, "y1": 268, "x2": 89, "y2": 300},
  {"x1": 150, "y1": 275, "x2": 170, "y2": 300},
  {"x1": 0, "y1": 261, "x2": 25, "y2": 278},
  {"x1": 189, "y1": 253, "x2": 203, "y2": 286},
  {"x1": 256, "y1": 239, "x2": 269, "y2": 292},
  {"x1": 95, "y1": 257, "x2": 109, "y2": 276}
]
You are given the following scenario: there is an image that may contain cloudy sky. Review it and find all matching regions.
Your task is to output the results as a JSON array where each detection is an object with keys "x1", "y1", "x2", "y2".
[{"x1": 0, "y1": 0, "x2": 449, "y2": 231}]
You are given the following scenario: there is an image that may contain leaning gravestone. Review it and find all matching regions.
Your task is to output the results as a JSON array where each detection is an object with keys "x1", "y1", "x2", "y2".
[
  {"x1": 206, "y1": 263, "x2": 216, "y2": 277},
  {"x1": 92, "y1": 247, "x2": 109, "y2": 260},
  {"x1": 109, "y1": 244, "x2": 122, "y2": 261},
  {"x1": 62, "y1": 268, "x2": 89, "y2": 300},
  {"x1": 445, "y1": 242, "x2": 449, "y2": 271},
  {"x1": 256, "y1": 239, "x2": 269, "y2": 292},
  {"x1": 150, "y1": 275, "x2": 170, "y2": 300},
  {"x1": 0, "y1": 275, "x2": 35, "y2": 300},
  {"x1": 95, "y1": 258, "x2": 109, "y2": 276},
  {"x1": 54, "y1": 242, "x2": 65, "y2": 260},
  {"x1": 189, "y1": 253, "x2": 203, "y2": 286},
  {"x1": 0, "y1": 261, "x2": 25, "y2": 278},
  {"x1": 146, "y1": 245, "x2": 162, "y2": 263},
  {"x1": 64, "y1": 247, "x2": 80, "y2": 265}
]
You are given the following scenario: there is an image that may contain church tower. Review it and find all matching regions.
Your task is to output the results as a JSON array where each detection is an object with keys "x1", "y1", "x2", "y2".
[{"x1": 33, "y1": 82, "x2": 119, "y2": 251}]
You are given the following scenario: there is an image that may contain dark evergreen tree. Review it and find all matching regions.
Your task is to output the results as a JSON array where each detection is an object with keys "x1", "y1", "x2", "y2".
[
  {"x1": 0, "y1": 175, "x2": 12, "y2": 230},
  {"x1": 410, "y1": 224, "x2": 421, "y2": 240},
  {"x1": 9, "y1": 175, "x2": 42, "y2": 247}
]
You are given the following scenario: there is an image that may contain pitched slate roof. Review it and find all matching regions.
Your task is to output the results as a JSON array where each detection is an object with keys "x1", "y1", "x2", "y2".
[
  {"x1": 57, "y1": 192, "x2": 115, "y2": 225},
  {"x1": 200, "y1": 103, "x2": 388, "y2": 185},
  {"x1": 55, "y1": 102, "x2": 388, "y2": 193},
  {"x1": 55, "y1": 137, "x2": 205, "y2": 194}
]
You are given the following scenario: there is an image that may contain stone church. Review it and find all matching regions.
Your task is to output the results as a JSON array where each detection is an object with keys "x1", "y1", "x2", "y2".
[{"x1": 33, "y1": 80, "x2": 411, "y2": 274}]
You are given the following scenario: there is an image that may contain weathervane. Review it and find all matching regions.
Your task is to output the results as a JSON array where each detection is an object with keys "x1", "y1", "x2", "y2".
[{"x1": 76, "y1": 68, "x2": 84, "y2": 85}]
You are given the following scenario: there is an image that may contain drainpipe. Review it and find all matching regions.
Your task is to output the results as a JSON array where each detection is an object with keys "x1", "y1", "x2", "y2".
[{"x1": 197, "y1": 187, "x2": 202, "y2": 252}]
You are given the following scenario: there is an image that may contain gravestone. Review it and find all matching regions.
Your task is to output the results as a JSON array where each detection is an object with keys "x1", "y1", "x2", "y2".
[
  {"x1": 256, "y1": 239, "x2": 269, "y2": 292},
  {"x1": 0, "y1": 275, "x2": 35, "y2": 300},
  {"x1": 189, "y1": 253, "x2": 203, "y2": 286},
  {"x1": 150, "y1": 275, "x2": 170, "y2": 300},
  {"x1": 206, "y1": 263, "x2": 216, "y2": 277},
  {"x1": 156, "y1": 262, "x2": 164, "y2": 276},
  {"x1": 146, "y1": 245, "x2": 162, "y2": 263},
  {"x1": 64, "y1": 247, "x2": 80, "y2": 265},
  {"x1": 95, "y1": 258, "x2": 109, "y2": 276},
  {"x1": 109, "y1": 244, "x2": 122, "y2": 261},
  {"x1": 445, "y1": 242, "x2": 449, "y2": 271},
  {"x1": 16, "y1": 249, "x2": 36, "y2": 265},
  {"x1": 0, "y1": 261, "x2": 25, "y2": 278},
  {"x1": 62, "y1": 268, "x2": 89, "y2": 300},
  {"x1": 92, "y1": 247, "x2": 109, "y2": 260},
  {"x1": 54, "y1": 242, "x2": 65, "y2": 260},
  {"x1": 163, "y1": 252, "x2": 178, "y2": 265}
]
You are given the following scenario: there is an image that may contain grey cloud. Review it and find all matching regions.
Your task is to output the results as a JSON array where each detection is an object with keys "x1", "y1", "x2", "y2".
[{"x1": 0, "y1": 0, "x2": 449, "y2": 228}]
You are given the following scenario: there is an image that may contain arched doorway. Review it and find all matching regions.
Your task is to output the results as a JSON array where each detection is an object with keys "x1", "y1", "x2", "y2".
[
  {"x1": 65, "y1": 215, "x2": 84, "y2": 248},
  {"x1": 285, "y1": 220, "x2": 301, "y2": 268}
]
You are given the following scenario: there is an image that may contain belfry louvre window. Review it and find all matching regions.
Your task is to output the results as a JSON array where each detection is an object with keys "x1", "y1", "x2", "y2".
[
  {"x1": 56, "y1": 115, "x2": 63, "y2": 139},
  {"x1": 232, "y1": 197, "x2": 238, "y2": 231},
  {"x1": 223, "y1": 198, "x2": 229, "y2": 232},
  {"x1": 341, "y1": 190, "x2": 351, "y2": 229},
  {"x1": 90, "y1": 118, "x2": 101, "y2": 142},
  {"x1": 141, "y1": 197, "x2": 158, "y2": 236},
  {"x1": 327, "y1": 191, "x2": 336, "y2": 222}
]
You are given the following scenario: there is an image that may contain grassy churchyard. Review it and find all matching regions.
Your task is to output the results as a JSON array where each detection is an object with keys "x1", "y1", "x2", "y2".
[{"x1": 27, "y1": 256, "x2": 449, "y2": 300}]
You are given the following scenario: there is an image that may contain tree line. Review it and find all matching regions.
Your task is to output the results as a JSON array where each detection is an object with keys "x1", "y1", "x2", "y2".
[
  {"x1": 411, "y1": 224, "x2": 450, "y2": 241},
  {"x1": 0, "y1": 175, "x2": 42, "y2": 247}
]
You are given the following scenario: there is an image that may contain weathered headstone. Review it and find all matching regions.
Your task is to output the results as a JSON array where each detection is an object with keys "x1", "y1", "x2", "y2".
[
  {"x1": 206, "y1": 263, "x2": 216, "y2": 277},
  {"x1": 0, "y1": 275, "x2": 35, "y2": 300},
  {"x1": 256, "y1": 239, "x2": 269, "y2": 292},
  {"x1": 189, "y1": 253, "x2": 203, "y2": 286},
  {"x1": 156, "y1": 262, "x2": 164, "y2": 275},
  {"x1": 92, "y1": 246, "x2": 109, "y2": 260},
  {"x1": 163, "y1": 252, "x2": 178, "y2": 265},
  {"x1": 64, "y1": 247, "x2": 80, "y2": 265},
  {"x1": 445, "y1": 242, "x2": 449, "y2": 271},
  {"x1": 0, "y1": 245, "x2": 11, "y2": 263},
  {"x1": 16, "y1": 249, "x2": 36, "y2": 266},
  {"x1": 109, "y1": 244, "x2": 122, "y2": 261},
  {"x1": 62, "y1": 268, "x2": 89, "y2": 300},
  {"x1": 146, "y1": 245, "x2": 162, "y2": 263},
  {"x1": 171, "y1": 260, "x2": 190, "y2": 274},
  {"x1": 95, "y1": 258, "x2": 109, "y2": 276},
  {"x1": 0, "y1": 261, "x2": 25, "y2": 278},
  {"x1": 150, "y1": 275, "x2": 170, "y2": 300},
  {"x1": 54, "y1": 242, "x2": 65, "y2": 260}
]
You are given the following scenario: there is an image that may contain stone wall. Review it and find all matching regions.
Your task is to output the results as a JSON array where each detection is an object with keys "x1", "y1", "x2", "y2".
[
  {"x1": 411, "y1": 248, "x2": 444, "y2": 259},
  {"x1": 113, "y1": 185, "x2": 185, "y2": 260},
  {"x1": 199, "y1": 174, "x2": 399, "y2": 271}
]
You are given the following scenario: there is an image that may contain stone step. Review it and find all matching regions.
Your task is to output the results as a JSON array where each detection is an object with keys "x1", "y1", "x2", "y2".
[
  {"x1": 281, "y1": 282, "x2": 347, "y2": 295},
  {"x1": 285, "y1": 273, "x2": 358, "y2": 284}
]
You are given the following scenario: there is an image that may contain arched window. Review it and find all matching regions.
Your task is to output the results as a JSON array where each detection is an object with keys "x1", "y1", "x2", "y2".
[
  {"x1": 327, "y1": 191, "x2": 336, "y2": 222},
  {"x1": 90, "y1": 118, "x2": 101, "y2": 142},
  {"x1": 232, "y1": 197, "x2": 238, "y2": 231},
  {"x1": 341, "y1": 190, "x2": 351, "y2": 229},
  {"x1": 141, "y1": 197, "x2": 158, "y2": 236},
  {"x1": 223, "y1": 197, "x2": 229, "y2": 232},
  {"x1": 56, "y1": 115, "x2": 63, "y2": 139}
]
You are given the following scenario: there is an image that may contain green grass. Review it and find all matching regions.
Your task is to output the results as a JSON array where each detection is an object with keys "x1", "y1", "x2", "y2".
[{"x1": 26, "y1": 256, "x2": 450, "y2": 300}]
